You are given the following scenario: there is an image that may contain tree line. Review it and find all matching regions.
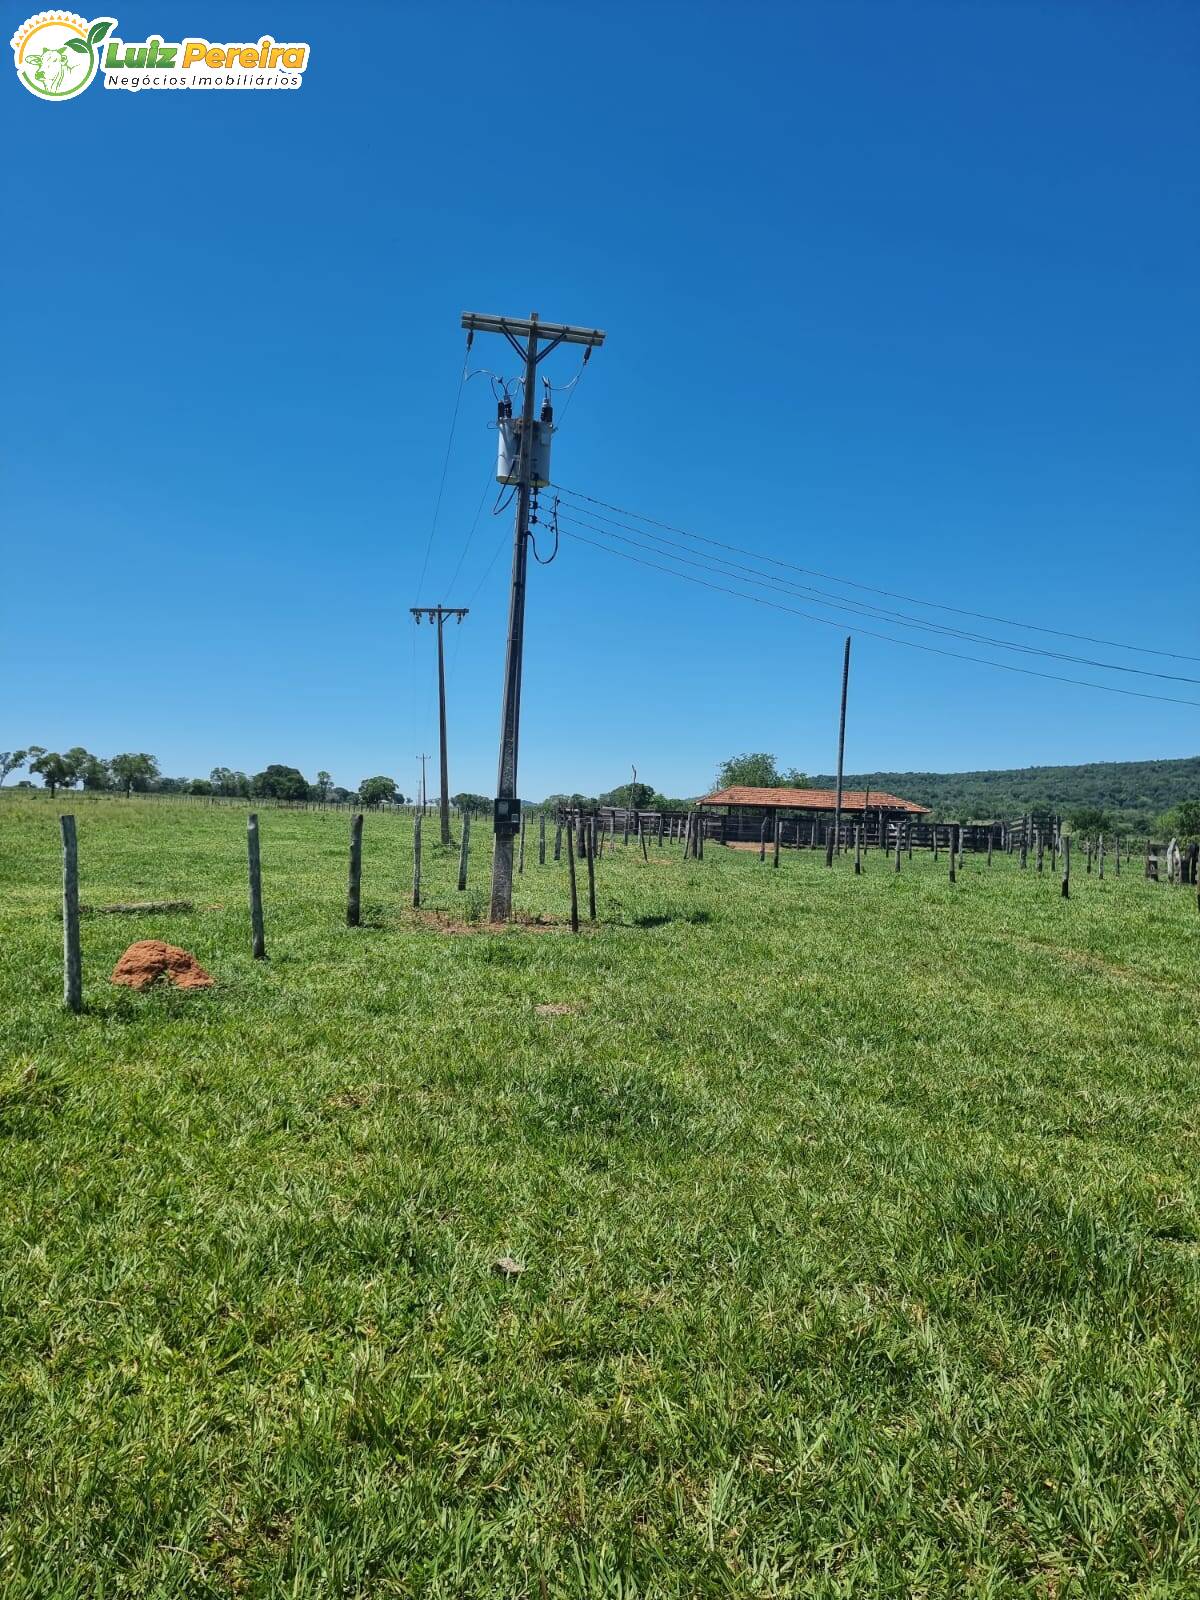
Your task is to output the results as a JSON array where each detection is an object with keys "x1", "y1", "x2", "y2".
[{"x1": 0, "y1": 749, "x2": 413, "y2": 808}]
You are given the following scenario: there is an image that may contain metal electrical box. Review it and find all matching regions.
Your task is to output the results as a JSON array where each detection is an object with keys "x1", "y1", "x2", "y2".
[
  {"x1": 496, "y1": 417, "x2": 552, "y2": 487},
  {"x1": 493, "y1": 796, "x2": 522, "y2": 835}
]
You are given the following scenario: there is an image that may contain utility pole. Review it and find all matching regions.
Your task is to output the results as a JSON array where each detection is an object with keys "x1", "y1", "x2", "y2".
[
  {"x1": 416, "y1": 753, "x2": 429, "y2": 814},
  {"x1": 460, "y1": 310, "x2": 606, "y2": 920},
  {"x1": 833, "y1": 636, "x2": 851, "y2": 855},
  {"x1": 411, "y1": 605, "x2": 468, "y2": 845}
]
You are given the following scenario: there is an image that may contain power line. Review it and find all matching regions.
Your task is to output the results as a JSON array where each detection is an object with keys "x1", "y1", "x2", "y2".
[
  {"x1": 553, "y1": 507, "x2": 1200, "y2": 686},
  {"x1": 415, "y1": 342, "x2": 471, "y2": 603},
  {"x1": 559, "y1": 525, "x2": 1200, "y2": 709},
  {"x1": 553, "y1": 484, "x2": 1200, "y2": 665}
]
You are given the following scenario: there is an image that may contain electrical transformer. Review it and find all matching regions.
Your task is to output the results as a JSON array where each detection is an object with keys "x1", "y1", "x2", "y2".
[{"x1": 495, "y1": 399, "x2": 554, "y2": 487}]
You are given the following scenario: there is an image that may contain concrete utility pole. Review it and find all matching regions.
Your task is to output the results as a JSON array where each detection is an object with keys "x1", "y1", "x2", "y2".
[
  {"x1": 411, "y1": 605, "x2": 468, "y2": 845},
  {"x1": 460, "y1": 309, "x2": 606, "y2": 921},
  {"x1": 833, "y1": 635, "x2": 851, "y2": 855},
  {"x1": 416, "y1": 753, "x2": 429, "y2": 813}
]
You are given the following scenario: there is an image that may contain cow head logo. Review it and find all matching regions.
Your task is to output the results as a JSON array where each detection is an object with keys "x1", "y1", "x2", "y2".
[{"x1": 11, "y1": 12, "x2": 114, "y2": 100}]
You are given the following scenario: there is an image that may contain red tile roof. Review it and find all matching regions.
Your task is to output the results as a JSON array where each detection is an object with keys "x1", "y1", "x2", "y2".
[{"x1": 698, "y1": 786, "x2": 930, "y2": 814}]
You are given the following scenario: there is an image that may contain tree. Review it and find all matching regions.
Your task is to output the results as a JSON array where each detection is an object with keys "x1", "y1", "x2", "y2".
[
  {"x1": 1067, "y1": 805, "x2": 1113, "y2": 838},
  {"x1": 210, "y1": 767, "x2": 250, "y2": 798},
  {"x1": 358, "y1": 776, "x2": 399, "y2": 808},
  {"x1": 314, "y1": 771, "x2": 333, "y2": 802},
  {"x1": 0, "y1": 749, "x2": 32, "y2": 786},
  {"x1": 716, "y1": 753, "x2": 784, "y2": 789},
  {"x1": 1157, "y1": 800, "x2": 1200, "y2": 840},
  {"x1": 77, "y1": 754, "x2": 111, "y2": 790},
  {"x1": 110, "y1": 752, "x2": 160, "y2": 797},
  {"x1": 30, "y1": 751, "x2": 76, "y2": 798},
  {"x1": 599, "y1": 781, "x2": 658, "y2": 811},
  {"x1": 190, "y1": 778, "x2": 213, "y2": 795},
  {"x1": 452, "y1": 792, "x2": 490, "y2": 815},
  {"x1": 250, "y1": 765, "x2": 310, "y2": 801}
]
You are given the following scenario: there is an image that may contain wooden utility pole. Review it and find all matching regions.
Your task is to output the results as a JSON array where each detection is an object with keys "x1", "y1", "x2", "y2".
[
  {"x1": 461, "y1": 310, "x2": 605, "y2": 921},
  {"x1": 411, "y1": 606, "x2": 468, "y2": 845},
  {"x1": 833, "y1": 636, "x2": 850, "y2": 854}
]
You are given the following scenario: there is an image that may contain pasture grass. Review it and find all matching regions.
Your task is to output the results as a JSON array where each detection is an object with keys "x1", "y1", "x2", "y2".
[{"x1": 1, "y1": 795, "x2": 1199, "y2": 1597}]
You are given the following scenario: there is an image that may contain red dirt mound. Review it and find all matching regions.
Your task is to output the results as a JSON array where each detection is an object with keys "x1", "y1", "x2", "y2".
[{"x1": 111, "y1": 940, "x2": 214, "y2": 991}]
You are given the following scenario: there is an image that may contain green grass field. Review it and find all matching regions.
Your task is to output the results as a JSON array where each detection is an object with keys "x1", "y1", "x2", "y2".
[{"x1": 1, "y1": 795, "x2": 1198, "y2": 1597}]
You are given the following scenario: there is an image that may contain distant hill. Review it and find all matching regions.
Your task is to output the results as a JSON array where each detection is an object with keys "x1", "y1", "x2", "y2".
[{"x1": 807, "y1": 756, "x2": 1200, "y2": 832}]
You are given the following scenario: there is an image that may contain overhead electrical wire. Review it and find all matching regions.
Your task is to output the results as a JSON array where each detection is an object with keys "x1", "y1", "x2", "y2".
[
  {"x1": 558, "y1": 525, "x2": 1200, "y2": 709},
  {"x1": 553, "y1": 506, "x2": 1200, "y2": 686},
  {"x1": 552, "y1": 484, "x2": 1200, "y2": 665},
  {"x1": 414, "y1": 341, "x2": 471, "y2": 603}
]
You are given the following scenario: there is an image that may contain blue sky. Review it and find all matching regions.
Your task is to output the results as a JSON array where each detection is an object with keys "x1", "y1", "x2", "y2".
[{"x1": 3, "y1": 1, "x2": 1197, "y2": 801}]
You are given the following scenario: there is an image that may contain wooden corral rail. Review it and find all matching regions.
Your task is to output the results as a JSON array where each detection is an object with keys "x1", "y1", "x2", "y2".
[{"x1": 564, "y1": 806, "x2": 1063, "y2": 855}]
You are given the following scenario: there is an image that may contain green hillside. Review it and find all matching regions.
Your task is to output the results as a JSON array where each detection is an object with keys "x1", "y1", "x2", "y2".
[{"x1": 809, "y1": 755, "x2": 1200, "y2": 831}]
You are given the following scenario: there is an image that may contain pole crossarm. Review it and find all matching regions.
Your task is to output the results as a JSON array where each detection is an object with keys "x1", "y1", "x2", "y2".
[
  {"x1": 461, "y1": 312, "x2": 606, "y2": 351},
  {"x1": 410, "y1": 607, "x2": 468, "y2": 623}
]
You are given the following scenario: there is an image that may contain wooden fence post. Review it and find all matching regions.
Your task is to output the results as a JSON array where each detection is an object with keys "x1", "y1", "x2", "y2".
[
  {"x1": 554, "y1": 819, "x2": 562, "y2": 861},
  {"x1": 760, "y1": 818, "x2": 768, "y2": 862},
  {"x1": 949, "y1": 825, "x2": 957, "y2": 883},
  {"x1": 247, "y1": 813, "x2": 266, "y2": 958},
  {"x1": 539, "y1": 811, "x2": 546, "y2": 866},
  {"x1": 639, "y1": 813, "x2": 649, "y2": 861},
  {"x1": 412, "y1": 814, "x2": 422, "y2": 908},
  {"x1": 1098, "y1": 834, "x2": 1105, "y2": 880},
  {"x1": 566, "y1": 815, "x2": 580, "y2": 933},
  {"x1": 933, "y1": 828, "x2": 939, "y2": 861},
  {"x1": 586, "y1": 818, "x2": 597, "y2": 921},
  {"x1": 1061, "y1": 835, "x2": 1071, "y2": 899},
  {"x1": 773, "y1": 817, "x2": 781, "y2": 869},
  {"x1": 1115, "y1": 835, "x2": 1121, "y2": 877},
  {"x1": 895, "y1": 824, "x2": 902, "y2": 873},
  {"x1": 347, "y1": 812, "x2": 363, "y2": 926},
  {"x1": 458, "y1": 812, "x2": 470, "y2": 891},
  {"x1": 60, "y1": 815, "x2": 82, "y2": 1012},
  {"x1": 854, "y1": 825, "x2": 862, "y2": 874},
  {"x1": 519, "y1": 811, "x2": 526, "y2": 874},
  {"x1": 697, "y1": 814, "x2": 704, "y2": 859},
  {"x1": 825, "y1": 826, "x2": 835, "y2": 868},
  {"x1": 658, "y1": 813, "x2": 664, "y2": 848}
]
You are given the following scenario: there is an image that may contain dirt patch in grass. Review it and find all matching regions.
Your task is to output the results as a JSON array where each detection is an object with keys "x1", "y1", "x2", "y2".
[{"x1": 535, "y1": 1002, "x2": 579, "y2": 1016}]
